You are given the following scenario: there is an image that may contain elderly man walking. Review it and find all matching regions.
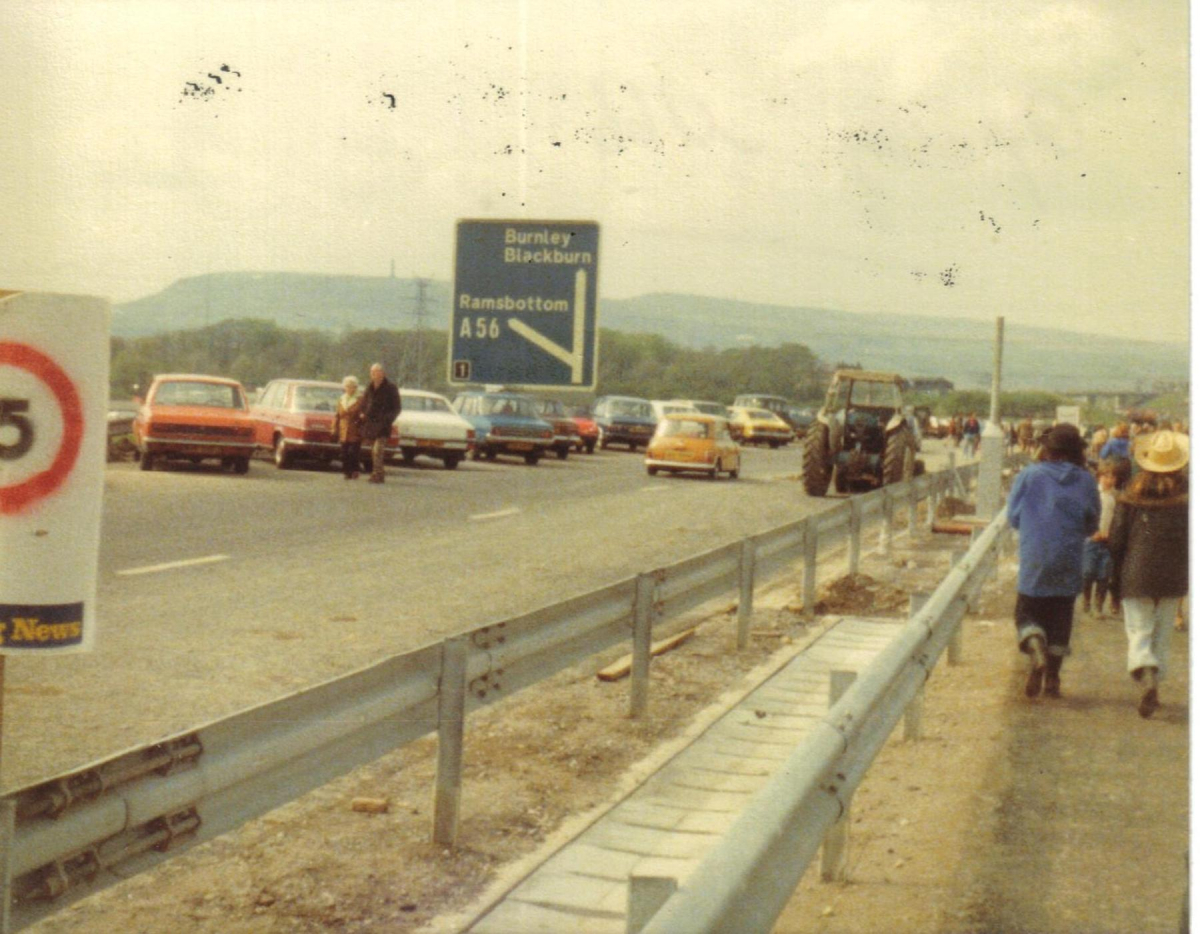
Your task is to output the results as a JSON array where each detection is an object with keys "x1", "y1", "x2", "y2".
[{"x1": 360, "y1": 363, "x2": 401, "y2": 484}]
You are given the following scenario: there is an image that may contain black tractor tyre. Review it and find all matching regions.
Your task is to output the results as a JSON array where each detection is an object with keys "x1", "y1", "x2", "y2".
[
  {"x1": 801, "y1": 422, "x2": 832, "y2": 496},
  {"x1": 883, "y1": 428, "x2": 916, "y2": 485}
]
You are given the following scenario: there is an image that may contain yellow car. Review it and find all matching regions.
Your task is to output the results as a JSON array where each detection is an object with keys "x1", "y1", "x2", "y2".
[
  {"x1": 645, "y1": 414, "x2": 741, "y2": 479},
  {"x1": 729, "y1": 407, "x2": 793, "y2": 448}
]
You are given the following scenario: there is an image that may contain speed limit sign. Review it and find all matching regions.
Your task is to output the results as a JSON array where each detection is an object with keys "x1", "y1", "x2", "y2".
[{"x1": 0, "y1": 291, "x2": 109, "y2": 653}]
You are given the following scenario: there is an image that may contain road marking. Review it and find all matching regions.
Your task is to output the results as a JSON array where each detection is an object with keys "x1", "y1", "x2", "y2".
[
  {"x1": 117, "y1": 554, "x2": 231, "y2": 576},
  {"x1": 469, "y1": 507, "x2": 520, "y2": 521},
  {"x1": 639, "y1": 485, "x2": 670, "y2": 493}
]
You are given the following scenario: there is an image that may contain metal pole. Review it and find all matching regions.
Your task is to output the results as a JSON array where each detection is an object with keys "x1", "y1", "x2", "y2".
[
  {"x1": 803, "y1": 521, "x2": 818, "y2": 621},
  {"x1": 848, "y1": 498, "x2": 862, "y2": 576},
  {"x1": 821, "y1": 669, "x2": 857, "y2": 882},
  {"x1": 631, "y1": 573, "x2": 656, "y2": 718},
  {"x1": 905, "y1": 593, "x2": 931, "y2": 741},
  {"x1": 627, "y1": 876, "x2": 678, "y2": 934},
  {"x1": 737, "y1": 539, "x2": 756, "y2": 650},
  {"x1": 432, "y1": 636, "x2": 469, "y2": 846}
]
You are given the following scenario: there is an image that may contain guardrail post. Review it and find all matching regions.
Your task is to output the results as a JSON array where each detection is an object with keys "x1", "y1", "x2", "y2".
[
  {"x1": 927, "y1": 476, "x2": 939, "y2": 531},
  {"x1": 803, "y1": 520, "x2": 818, "y2": 621},
  {"x1": 631, "y1": 573, "x2": 657, "y2": 719},
  {"x1": 948, "y1": 548, "x2": 968, "y2": 666},
  {"x1": 848, "y1": 498, "x2": 862, "y2": 575},
  {"x1": 907, "y1": 480, "x2": 919, "y2": 538},
  {"x1": 879, "y1": 489, "x2": 893, "y2": 556},
  {"x1": 627, "y1": 875, "x2": 677, "y2": 933},
  {"x1": 432, "y1": 635, "x2": 469, "y2": 847},
  {"x1": 905, "y1": 592, "x2": 932, "y2": 741},
  {"x1": 737, "y1": 539, "x2": 756, "y2": 650},
  {"x1": 821, "y1": 669, "x2": 857, "y2": 882}
]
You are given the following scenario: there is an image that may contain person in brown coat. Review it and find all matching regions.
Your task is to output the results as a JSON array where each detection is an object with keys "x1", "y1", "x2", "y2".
[
  {"x1": 1108, "y1": 430, "x2": 1189, "y2": 718},
  {"x1": 331, "y1": 376, "x2": 363, "y2": 480}
]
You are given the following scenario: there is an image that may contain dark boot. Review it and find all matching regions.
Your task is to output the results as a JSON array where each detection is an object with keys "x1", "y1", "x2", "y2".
[
  {"x1": 1044, "y1": 654, "x2": 1063, "y2": 698},
  {"x1": 1024, "y1": 635, "x2": 1047, "y2": 698},
  {"x1": 1138, "y1": 667, "x2": 1160, "y2": 718}
]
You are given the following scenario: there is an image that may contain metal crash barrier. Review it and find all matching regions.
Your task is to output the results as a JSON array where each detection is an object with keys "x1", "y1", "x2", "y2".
[{"x1": 0, "y1": 462, "x2": 977, "y2": 932}]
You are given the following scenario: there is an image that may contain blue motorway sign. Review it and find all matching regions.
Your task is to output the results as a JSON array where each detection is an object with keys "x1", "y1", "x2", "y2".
[{"x1": 449, "y1": 219, "x2": 599, "y2": 389}]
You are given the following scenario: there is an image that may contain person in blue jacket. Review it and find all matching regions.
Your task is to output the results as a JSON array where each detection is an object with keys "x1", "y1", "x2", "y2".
[{"x1": 1007, "y1": 423, "x2": 1101, "y2": 698}]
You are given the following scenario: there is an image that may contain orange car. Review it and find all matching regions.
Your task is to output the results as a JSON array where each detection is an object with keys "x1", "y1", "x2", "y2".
[
  {"x1": 134, "y1": 374, "x2": 256, "y2": 473},
  {"x1": 645, "y1": 414, "x2": 740, "y2": 480}
]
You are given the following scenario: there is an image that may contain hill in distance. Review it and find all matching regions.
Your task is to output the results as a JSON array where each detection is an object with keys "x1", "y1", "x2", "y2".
[{"x1": 112, "y1": 272, "x2": 1188, "y2": 393}]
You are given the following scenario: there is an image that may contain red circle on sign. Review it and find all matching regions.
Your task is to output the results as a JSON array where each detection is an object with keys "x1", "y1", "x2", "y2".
[{"x1": 0, "y1": 342, "x2": 84, "y2": 515}]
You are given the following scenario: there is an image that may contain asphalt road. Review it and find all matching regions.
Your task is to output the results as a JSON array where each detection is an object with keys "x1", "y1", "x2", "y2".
[{"x1": 10, "y1": 442, "x2": 848, "y2": 787}]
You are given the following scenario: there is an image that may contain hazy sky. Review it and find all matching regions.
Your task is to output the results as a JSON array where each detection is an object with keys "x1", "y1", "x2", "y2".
[{"x1": 0, "y1": 1, "x2": 1190, "y2": 342}]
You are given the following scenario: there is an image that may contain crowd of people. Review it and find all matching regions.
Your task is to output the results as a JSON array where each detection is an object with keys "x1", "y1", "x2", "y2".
[{"x1": 1006, "y1": 420, "x2": 1189, "y2": 718}]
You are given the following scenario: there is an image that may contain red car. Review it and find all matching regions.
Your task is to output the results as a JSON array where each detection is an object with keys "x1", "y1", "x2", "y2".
[
  {"x1": 252, "y1": 378, "x2": 401, "y2": 470},
  {"x1": 569, "y1": 405, "x2": 600, "y2": 454},
  {"x1": 134, "y1": 374, "x2": 256, "y2": 473},
  {"x1": 532, "y1": 399, "x2": 583, "y2": 460}
]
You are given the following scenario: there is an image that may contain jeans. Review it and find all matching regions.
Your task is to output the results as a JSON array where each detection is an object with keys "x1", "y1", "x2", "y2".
[
  {"x1": 370, "y1": 437, "x2": 388, "y2": 480},
  {"x1": 1123, "y1": 596, "x2": 1181, "y2": 677}
]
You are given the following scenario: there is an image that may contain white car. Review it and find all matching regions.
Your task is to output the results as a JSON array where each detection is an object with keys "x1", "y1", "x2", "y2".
[
  {"x1": 650, "y1": 399, "x2": 699, "y2": 422},
  {"x1": 393, "y1": 389, "x2": 475, "y2": 469}
]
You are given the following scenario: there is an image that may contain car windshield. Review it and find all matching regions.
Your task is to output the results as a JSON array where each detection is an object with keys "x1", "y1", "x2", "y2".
[
  {"x1": 570, "y1": 406, "x2": 593, "y2": 418},
  {"x1": 153, "y1": 380, "x2": 243, "y2": 409},
  {"x1": 691, "y1": 402, "x2": 726, "y2": 416},
  {"x1": 849, "y1": 381, "x2": 902, "y2": 408},
  {"x1": 293, "y1": 385, "x2": 341, "y2": 412},
  {"x1": 658, "y1": 418, "x2": 712, "y2": 439},
  {"x1": 611, "y1": 400, "x2": 652, "y2": 418},
  {"x1": 485, "y1": 396, "x2": 536, "y2": 417},
  {"x1": 402, "y1": 393, "x2": 452, "y2": 413},
  {"x1": 538, "y1": 400, "x2": 565, "y2": 416}
]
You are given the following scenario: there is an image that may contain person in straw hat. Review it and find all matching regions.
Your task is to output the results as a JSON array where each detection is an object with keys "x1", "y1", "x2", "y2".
[
  {"x1": 1108, "y1": 429, "x2": 1189, "y2": 718},
  {"x1": 1007, "y1": 423, "x2": 1101, "y2": 699}
]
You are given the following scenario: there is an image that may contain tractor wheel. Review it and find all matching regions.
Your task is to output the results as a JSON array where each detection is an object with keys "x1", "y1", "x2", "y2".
[
  {"x1": 883, "y1": 427, "x2": 916, "y2": 485},
  {"x1": 801, "y1": 422, "x2": 832, "y2": 496}
]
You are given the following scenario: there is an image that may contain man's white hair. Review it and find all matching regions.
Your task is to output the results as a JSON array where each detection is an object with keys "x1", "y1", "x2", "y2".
[{"x1": 370, "y1": 362, "x2": 384, "y2": 373}]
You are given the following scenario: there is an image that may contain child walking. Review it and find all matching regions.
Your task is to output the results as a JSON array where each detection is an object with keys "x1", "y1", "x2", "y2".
[{"x1": 1081, "y1": 461, "x2": 1118, "y2": 615}]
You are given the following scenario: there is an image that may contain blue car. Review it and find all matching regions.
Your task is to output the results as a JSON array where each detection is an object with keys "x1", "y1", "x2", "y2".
[
  {"x1": 452, "y1": 391, "x2": 555, "y2": 465},
  {"x1": 592, "y1": 395, "x2": 658, "y2": 451}
]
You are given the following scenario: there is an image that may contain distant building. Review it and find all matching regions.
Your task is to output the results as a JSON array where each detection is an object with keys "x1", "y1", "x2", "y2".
[
  {"x1": 910, "y1": 377, "x2": 955, "y2": 396},
  {"x1": 1064, "y1": 390, "x2": 1157, "y2": 411}
]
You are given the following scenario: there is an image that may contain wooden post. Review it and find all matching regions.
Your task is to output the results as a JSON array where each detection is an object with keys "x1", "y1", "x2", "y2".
[
  {"x1": 821, "y1": 669, "x2": 857, "y2": 882},
  {"x1": 737, "y1": 539, "x2": 756, "y2": 650},
  {"x1": 907, "y1": 480, "x2": 919, "y2": 537},
  {"x1": 630, "y1": 573, "x2": 656, "y2": 718},
  {"x1": 803, "y1": 520, "x2": 818, "y2": 621},
  {"x1": 848, "y1": 499, "x2": 862, "y2": 576},
  {"x1": 432, "y1": 636, "x2": 469, "y2": 846},
  {"x1": 926, "y1": 477, "x2": 939, "y2": 531},
  {"x1": 627, "y1": 876, "x2": 678, "y2": 933}
]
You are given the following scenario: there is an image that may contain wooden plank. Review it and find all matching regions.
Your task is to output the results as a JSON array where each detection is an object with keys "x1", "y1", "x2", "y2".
[{"x1": 597, "y1": 629, "x2": 697, "y2": 682}]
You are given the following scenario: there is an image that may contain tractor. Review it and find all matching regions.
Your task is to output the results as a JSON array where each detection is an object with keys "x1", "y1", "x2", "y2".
[{"x1": 802, "y1": 369, "x2": 921, "y2": 495}]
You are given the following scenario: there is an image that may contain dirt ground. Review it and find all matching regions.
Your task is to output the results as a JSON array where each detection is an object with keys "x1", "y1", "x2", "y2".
[{"x1": 28, "y1": 521, "x2": 1188, "y2": 934}]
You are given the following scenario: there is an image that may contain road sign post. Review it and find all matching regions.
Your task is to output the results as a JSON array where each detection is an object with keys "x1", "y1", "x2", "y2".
[{"x1": 449, "y1": 219, "x2": 599, "y2": 389}]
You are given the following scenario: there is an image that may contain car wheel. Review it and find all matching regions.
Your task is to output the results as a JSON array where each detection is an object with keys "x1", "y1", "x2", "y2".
[
  {"x1": 234, "y1": 457, "x2": 251, "y2": 475},
  {"x1": 729, "y1": 464, "x2": 740, "y2": 480},
  {"x1": 802, "y1": 422, "x2": 832, "y2": 497},
  {"x1": 139, "y1": 451, "x2": 155, "y2": 471},
  {"x1": 883, "y1": 427, "x2": 916, "y2": 485},
  {"x1": 647, "y1": 466, "x2": 658, "y2": 476},
  {"x1": 486, "y1": 448, "x2": 498, "y2": 461},
  {"x1": 556, "y1": 447, "x2": 569, "y2": 461},
  {"x1": 524, "y1": 452, "x2": 540, "y2": 466},
  {"x1": 629, "y1": 442, "x2": 639, "y2": 452},
  {"x1": 471, "y1": 446, "x2": 484, "y2": 461},
  {"x1": 401, "y1": 450, "x2": 417, "y2": 466},
  {"x1": 273, "y1": 435, "x2": 293, "y2": 469},
  {"x1": 585, "y1": 440, "x2": 596, "y2": 454}
]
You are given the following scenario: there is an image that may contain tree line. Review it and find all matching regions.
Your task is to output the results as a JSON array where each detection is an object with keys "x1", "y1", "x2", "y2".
[{"x1": 110, "y1": 319, "x2": 830, "y2": 405}]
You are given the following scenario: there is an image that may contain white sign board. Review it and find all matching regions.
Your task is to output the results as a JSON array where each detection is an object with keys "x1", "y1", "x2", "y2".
[
  {"x1": 1055, "y1": 405, "x2": 1082, "y2": 428},
  {"x1": 0, "y1": 291, "x2": 109, "y2": 653}
]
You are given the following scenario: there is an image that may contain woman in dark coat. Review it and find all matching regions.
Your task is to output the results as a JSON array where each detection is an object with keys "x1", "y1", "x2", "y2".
[{"x1": 1108, "y1": 430, "x2": 1189, "y2": 718}]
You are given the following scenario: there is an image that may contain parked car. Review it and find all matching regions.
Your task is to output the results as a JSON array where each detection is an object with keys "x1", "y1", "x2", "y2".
[
  {"x1": 645, "y1": 413, "x2": 740, "y2": 480},
  {"x1": 395, "y1": 389, "x2": 474, "y2": 469},
  {"x1": 786, "y1": 407, "x2": 816, "y2": 438},
  {"x1": 452, "y1": 391, "x2": 554, "y2": 465},
  {"x1": 650, "y1": 400, "x2": 698, "y2": 421},
  {"x1": 592, "y1": 395, "x2": 657, "y2": 450},
  {"x1": 669, "y1": 399, "x2": 731, "y2": 420},
  {"x1": 728, "y1": 406, "x2": 794, "y2": 447},
  {"x1": 134, "y1": 374, "x2": 256, "y2": 473},
  {"x1": 568, "y1": 405, "x2": 600, "y2": 454},
  {"x1": 733, "y1": 393, "x2": 809, "y2": 435},
  {"x1": 532, "y1": 398, "x2": 583, "y2": 460}
]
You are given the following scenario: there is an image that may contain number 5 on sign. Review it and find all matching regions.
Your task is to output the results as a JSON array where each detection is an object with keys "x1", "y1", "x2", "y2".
[{"x1": 0, "y1": 291, "x2": 109, "y2": 654}]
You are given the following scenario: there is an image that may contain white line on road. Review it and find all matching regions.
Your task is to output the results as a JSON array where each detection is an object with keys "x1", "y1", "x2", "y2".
[
  {"x1": 117, "y1": 554, "x2": 231, "y2": 577},
  {"x1": 639, "y1": 485, "x2": 670, "y2": 493},
  {"x1": 468, "y1": 507, "x2": 521, "y2": 521}
]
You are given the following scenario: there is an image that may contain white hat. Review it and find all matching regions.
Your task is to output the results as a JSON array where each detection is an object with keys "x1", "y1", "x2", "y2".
[{"x1": 1133, "y1": 430, "x2": 1189, "y2": 474}]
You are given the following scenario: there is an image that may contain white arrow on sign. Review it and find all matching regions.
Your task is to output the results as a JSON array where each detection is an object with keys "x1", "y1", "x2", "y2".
[{"x1": 507, "y1": 268, "x2": 588, "y2": 384}]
